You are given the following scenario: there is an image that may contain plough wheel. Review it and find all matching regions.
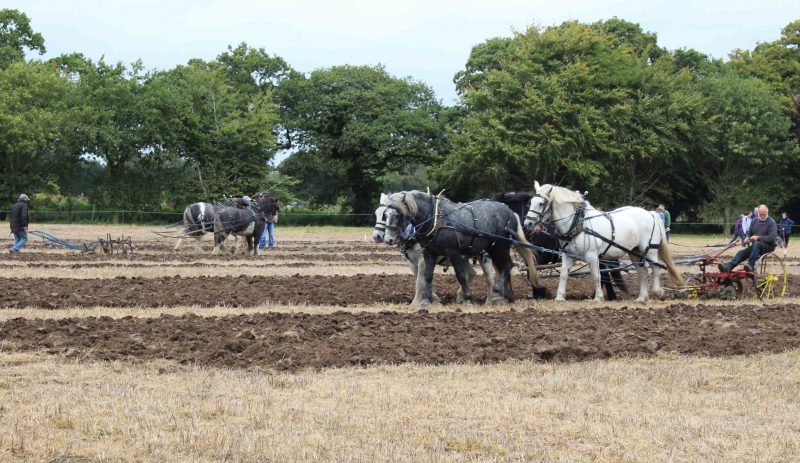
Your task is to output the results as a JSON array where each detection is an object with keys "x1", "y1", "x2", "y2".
[{"x1": 754, "y1": 253, "x2": 787, "y2": 303}]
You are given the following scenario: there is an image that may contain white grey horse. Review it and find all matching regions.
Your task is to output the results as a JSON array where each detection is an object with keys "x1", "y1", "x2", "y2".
[
  {"x1": 374, "y1": 194, "x2": 498, "y2": 305},
  {"x1": 175, "y1": 202, "x2": 217, "y2": 252},
  {"x1": 524, "y1": 181, "x2": 685, "y2": 302}
]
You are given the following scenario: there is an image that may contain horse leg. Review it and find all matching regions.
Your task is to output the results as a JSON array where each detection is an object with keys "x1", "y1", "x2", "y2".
[
  {"x1": 479, "y1": 254, "x2": 497, "y2": 304},
  {"x1": 407, "y1": 255, "x2": 424, "y2": 305},
  {"x1": 174, "y1": 236, "x2": 183, "y2": 251},
  {"x1": 587, "y1": 253, "x2": 604, "y2": 302},
  {"x1": 488, "y1": 248, "x2": 514, "y2": 303},
  {"x1": 421, "y1": 251, "x2": 438, "y2": 307},
  {"x1": 648, "y1": 249, "x2": 664, "y2": 298},
  {"x1": 456, "y1": 257, "x2": 477, "y2": 304},
  {"x1": 211, "y1": 232, "x2": 225, "y2": 255},
  {"x1": 248, "y1": 236, "x2": 257, "y2": 256},
  {"x1": 229, "y1": 235, "x2": 239, "y2": 255},
  {"x1": 630, "y1": 253, "x2": 650, "y2": 302},
  {"x1": 555, "y1": 254, "x2": 573, "y2": 301},
  {"x1": 448, "y1": 250, "x2": 473, "y2": 305},
  {"x1": 193, "y1": 236, "x2": 204, "y2": 253},
  {"x1": 600, "y1": 262, "x2": 616, "y2": 300},
  {"x1": 407, "y1": 247, "x2": 438, "y2": 305}
]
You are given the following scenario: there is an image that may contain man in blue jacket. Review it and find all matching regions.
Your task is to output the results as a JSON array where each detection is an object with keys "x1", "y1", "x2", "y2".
[
  {"x1": 718, "y1": 204, "x2": 777, "y2": 273},
  {"x1": 9, "y1": 194, "x2": 30, "y2": 253}
]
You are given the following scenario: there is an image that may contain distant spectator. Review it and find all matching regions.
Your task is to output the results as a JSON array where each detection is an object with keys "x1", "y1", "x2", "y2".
[
  {"x1": 656, "y1": 204, "x2": 671, "y2": 242},
  {"x1": 9, "y1": 194, "x2": 30, "y2": 254},
  {"x1": 729, "y1": 213, "x2": 746, "y2": 244},
  {"x1": 778, "y1": 211, "x2": 794, "y2": 255},
  {"x1": 741, "y1": 209, "x2": 756, "y2": 247}
]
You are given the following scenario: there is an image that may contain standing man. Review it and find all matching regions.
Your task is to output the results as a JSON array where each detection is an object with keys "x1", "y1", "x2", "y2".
[
  {"x1": 656, "y1": 204, "x2": 671, "y2": 242},
  {"x1": 257, "y1": 193, "x2": 280, "y2": 250},
  {"x1": 778, "y1": 211, "x2": 794, "y2": 256},
  {"x1": 9, "y1": 194, "x2": 30, "y2": 253},
  {"x1": 718, "y1": 204, "x2": 777, "y2": 273}
]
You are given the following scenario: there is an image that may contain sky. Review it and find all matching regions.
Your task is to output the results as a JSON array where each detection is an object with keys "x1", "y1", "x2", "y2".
[{"x1": 6, "y1": 0, "x2": 796, "y2": 105}]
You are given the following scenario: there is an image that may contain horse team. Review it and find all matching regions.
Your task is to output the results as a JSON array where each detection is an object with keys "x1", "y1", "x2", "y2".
[
  {"x1": 174, "y1": 193, "x2": 279, "y2": 256},
  {"x1": 175, "y1": 184, "x2": 684, "y2": 305},
  {"x1": 374, "y1": 183, "x2": 684, "y2": 306}
]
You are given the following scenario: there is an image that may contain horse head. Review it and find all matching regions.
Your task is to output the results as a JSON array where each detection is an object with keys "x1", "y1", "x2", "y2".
[
  {"x1": 382, "y1": 204, "x2": 407, "y2": 246},
  {"x1": 525, "y1": 181, "x2": 553, "y2": 232},
  {"x1": 383, "y1": 190, "x2": 436, "y2": 245},
  {"x1": 372, "y1": 193, "x2": 390, "y2": 243}
]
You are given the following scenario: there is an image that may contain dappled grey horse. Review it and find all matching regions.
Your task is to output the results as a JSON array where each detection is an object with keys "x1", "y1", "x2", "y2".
[
  {"x1": 383, "y1": 191, "x2": 545, "y2": 306},
  {"x1": 175, "y1": 202, "x2": 217, "y2": 252},
  {"x1": 373, "y1": 195, "x2": 497, "y2": 305},
  {"x1": 212, "y1": 196, "x2": 271, "y2": 256}
]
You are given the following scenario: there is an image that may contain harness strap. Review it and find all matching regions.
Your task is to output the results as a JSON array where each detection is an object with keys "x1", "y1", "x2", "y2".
[{"x1": 599, "y1": 212, "x2": 615, "y2": 257}]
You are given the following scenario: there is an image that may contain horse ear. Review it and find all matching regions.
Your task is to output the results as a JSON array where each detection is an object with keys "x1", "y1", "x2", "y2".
[
  {"x1": 380, "y1": 193, "x2": 388, "y2": 204},
  {"x1": 534, "y1": 181, "x2": 541, "y2": 193}
]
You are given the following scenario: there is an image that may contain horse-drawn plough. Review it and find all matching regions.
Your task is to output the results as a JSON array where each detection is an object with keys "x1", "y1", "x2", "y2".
[
  {"x1": 31, "y1": 230, "x2": 133, "y2": 254},
  {"x1": 672, "y1": 240, "x2": 787, "y2": 303}
]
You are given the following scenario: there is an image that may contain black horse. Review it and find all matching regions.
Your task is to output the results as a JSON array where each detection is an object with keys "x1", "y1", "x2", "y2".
[
  {"x1": 212, "y1": 195, "x2": 271, "y2": 256},
  {"x1": 492, "y1": 192, "x2": 628, "y2": 300},
  {"x1": 383, "y1": 190, "x2": 545, "y2": 306}
]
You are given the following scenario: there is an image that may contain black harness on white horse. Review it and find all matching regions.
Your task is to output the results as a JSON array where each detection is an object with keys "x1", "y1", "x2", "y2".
[{"x1": 527, "y1": 195, "x2": 662, "y2": 266}]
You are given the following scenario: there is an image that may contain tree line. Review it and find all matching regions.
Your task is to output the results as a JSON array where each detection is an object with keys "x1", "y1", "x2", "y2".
[{"x1": 1, "y1": 9, "x2": 798, "y2": 225}]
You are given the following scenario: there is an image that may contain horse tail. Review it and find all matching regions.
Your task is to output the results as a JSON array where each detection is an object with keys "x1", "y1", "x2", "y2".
[
  {"x1": 655, "y1": 216, "x2": 685, "y2": 287},
  {"x1": 510, "y1": 214, "x2": 543, "y2": 290}
]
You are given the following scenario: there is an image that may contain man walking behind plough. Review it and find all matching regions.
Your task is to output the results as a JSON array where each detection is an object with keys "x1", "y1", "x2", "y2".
[{"x1": 9, "y1": 194, "x2": 30, "y2": 253}]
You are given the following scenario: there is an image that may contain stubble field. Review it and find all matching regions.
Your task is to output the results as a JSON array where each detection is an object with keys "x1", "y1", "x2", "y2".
[{"x1": 1, "y1": 224, "x2": 799, "y2": 462}]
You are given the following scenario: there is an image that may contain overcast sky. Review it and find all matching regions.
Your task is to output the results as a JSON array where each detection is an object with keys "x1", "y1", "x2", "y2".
[{"x1": 6, "y1": 0, "x2": 796, "y2": 104}]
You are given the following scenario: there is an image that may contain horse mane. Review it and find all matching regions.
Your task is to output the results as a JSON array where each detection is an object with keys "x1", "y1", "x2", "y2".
[
  {"x1": 546, "y1": 185, "x2": 584, "y2": 205},
  {"x1": 387, "y1": 190, "x2": 424, "y2": 217}
]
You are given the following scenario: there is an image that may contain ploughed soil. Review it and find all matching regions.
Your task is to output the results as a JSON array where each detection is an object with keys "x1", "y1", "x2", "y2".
[
  {"x1": 1, "y1": 304, "x2": 798, "y2": 371},
  {"x1": 1, "y1": 273, "x2": 798, "y2": 309},
  {"x1": 0, "y1": 251, "x2": 398, "y2": 263}
]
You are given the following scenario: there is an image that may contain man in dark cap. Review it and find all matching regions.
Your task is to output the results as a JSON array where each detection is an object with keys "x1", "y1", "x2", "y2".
[{"x1": 9, "y1": 194, "x2": 30, "y2": 253}]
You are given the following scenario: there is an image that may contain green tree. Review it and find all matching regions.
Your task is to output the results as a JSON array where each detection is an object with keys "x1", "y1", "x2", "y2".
[
  {"x1": 441, "y1": 20, "x2": 714, "y2": 209},
  {"x1": 729, "y1": 19, "x2": 800, "y2": 142},
  {"x1": 0, "y1": 61, "x2": 70, "y2": 202},
  {"x1": 697, "y1": 71, "x2": 799, "y2": 223},
  {"x1": 0, "y1": 9, "x2": 45, "y2": 68},
  {"x1": 152, "y1": 54, "x2": 281, "y2": 201},
  {"x1": 277, "y1": 65, "x2": 446, "y2": 213}
]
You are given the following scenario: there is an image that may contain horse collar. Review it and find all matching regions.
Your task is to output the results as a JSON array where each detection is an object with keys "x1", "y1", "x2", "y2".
[{"x1": 557, "y1": 201, "x2": 587, "y2": 241}]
